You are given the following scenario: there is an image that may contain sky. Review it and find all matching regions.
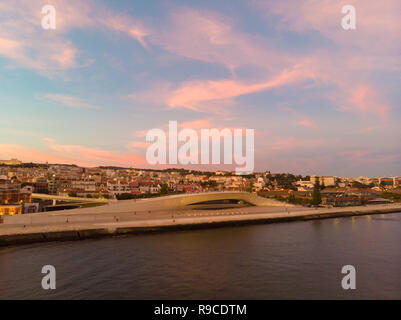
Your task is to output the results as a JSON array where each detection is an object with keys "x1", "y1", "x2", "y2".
[{"x1": 0, "y1": 0, "x2": 400, "y2": 176}]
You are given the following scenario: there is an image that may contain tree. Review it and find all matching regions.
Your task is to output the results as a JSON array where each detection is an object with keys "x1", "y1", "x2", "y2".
[
  {"x1": 351, "y1": 181, "x2": 366, "y2": 188},
  {"x1": 288, "y1": 193, "x2": 296, "y2": 204},
  {"x1": 117, "y1": 193, "x2": 136, "y2": 200},
  {"x1": 160, "y1": 183, "x2": 168, "y2": 195},
  {"x1": 311, "y1": 178, "x2": 322, "y2": 206},
  {"x1": 247, "y1": 182, "x2": 254, "y2": 193},
  {"x1": 335, "y1": 178, "x2": 341, "y2": 187},
  {"x1": 201, "y1": 180, "x2": 217, "y2": 187}
]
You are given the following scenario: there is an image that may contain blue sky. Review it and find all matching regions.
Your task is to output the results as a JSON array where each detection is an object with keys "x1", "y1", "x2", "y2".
[{"x1": 0, "y1": 0, "x2": 400, "y2": 176}]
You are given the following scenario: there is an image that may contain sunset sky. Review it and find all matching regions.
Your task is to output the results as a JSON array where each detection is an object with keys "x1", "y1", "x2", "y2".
[{"x1": 0, "y1": 0, "x2": 400, "y2": 176}]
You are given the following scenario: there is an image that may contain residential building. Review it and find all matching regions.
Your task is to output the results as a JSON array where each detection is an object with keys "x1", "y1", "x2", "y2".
[
  {"x1": 310, "y1": 175, "x2": 335, "y2": 187},
  {"x1": 0, "y1": 205, "x2": 23, "y2": 216},
  {"x1": 0, "y1": 159, "x2": 22, "y2": 165}
]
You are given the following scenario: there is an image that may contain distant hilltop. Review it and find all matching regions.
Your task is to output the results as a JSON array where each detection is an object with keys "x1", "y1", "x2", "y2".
[{"x1": 0, "y1": 159, "x2": 22, "y2": 166}]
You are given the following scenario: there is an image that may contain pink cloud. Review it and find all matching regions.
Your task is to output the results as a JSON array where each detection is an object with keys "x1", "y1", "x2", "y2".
[
  {"x1": 133, "y1": 130, "x2": 150, "y2": 138},
  {"x1": 38, "y1": 93, "x2": 100, "y2": 110},
  {"x1": 179, "y1": 119, "x2": 213, "y2": 129},
  {"x1": 349, "y1": 86, "x2": 389, "y2": 121},
  {"x1": 41, "y1": 139, "x2": 147, "y2": 167},
  {"x1": 137, "y1": 119, "x2": 246, "y2": 138},
  {"x1": 100, "y1": 13, "x2": 150, "y2": 49},
  {"x1": 258, "y1": 0, "x2": 401, "y2": 52},
  {"x1": 277, "y1": 103, "x2": 319, "y2": 129},
  {"x1": 358, "y1": 125, "x2": 382, "y2": 134},
  {"x1": 270, "y1": 53, "x2": 395, "y2": 123},
  {"x1": 167, "y1": 64, "x2": 315, "y2": 111},
  {"x1": 0, "y1": 1, "x2": 87, "y2": 75},
  {"x1": 51, "y1": 47, "x2": 77, "y2": 69},
  {"x1": 337, "y1": 85, "x2": 390, "y2": 122},
  {"x1": 0, "y1": 144, "x2": 93, "y2": 166},
  {"x1": 128, "y1": 82, "x2": 173, "y2": 105},
  {"x1": 298, "y1": 119, "x2": 318, "y2": 129},
  {"x1": 0, "y1": 0, "x2": 149, "y2": 75},
  {"x1": 0, "y1": 37, "x2": 21, "y2": 53},
  {"x1": 251, "y1": 1, "x2": 399, "y2": 124},
  {"x1": 138, "y1": 4, "x2": 396, "y2": 123},
  {"x1": 269, "y1": 136, "x2": 324, "y2": 152},
  {"x1": 126, "y1": 141, "x2": 151, "y2": 149},
  {"x1": 152, "y1": 8, "x2": 288, "y2": 71},
  {"x1": 0, "y1": 138, "x2": 147, "y2": 168},
  {"x1": 340, "y1": 150, "x2": 400, "y2": 166}
]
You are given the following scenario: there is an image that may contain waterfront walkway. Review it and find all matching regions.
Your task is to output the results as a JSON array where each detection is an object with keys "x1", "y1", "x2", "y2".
[{"x1": 1, "y1": 201, "x2": 401, "y2": 246}]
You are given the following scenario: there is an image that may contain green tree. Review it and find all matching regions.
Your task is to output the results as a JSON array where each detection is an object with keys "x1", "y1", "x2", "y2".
[
  {"x1": 335, "y1": 178, "x2": 341, "y2": 187},
  {"x1": 288, "y1": 193, "x2": 296, "y2": 204},
  {"x1": 160, "y1": 183, "x2": 168, "y2": 195},
  {"x1": 117, "y1": 193, "x2": 136, "y2": 200},
  {"x1": 311, "y1": 178, "x2": 322, "y2": 206},
  {"x1": 351, "y1": 181, "x2": 371, "y2": 189},
  {"x1": 37, "y1": 188, "x2": 49, "y2": 194},
  {"x1": 247, "y1": 182, "x2": 254, "y2": 193}
]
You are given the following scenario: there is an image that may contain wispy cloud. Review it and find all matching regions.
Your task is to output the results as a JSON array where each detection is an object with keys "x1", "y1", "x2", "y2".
[
  {"x1": 298, "y1": 119, "x2": 318, "y2": 129},
  {"x1": 1, "y1": 138, "x2": 148, "y2": 167},
  {"x1": 152, "y1": 8, "x2": 288, "y2": 71},
  {"x1": 37, "y1": 93, "x2": 100, "y2": 110},
  {"x1": 0, "y1": 0, "x2": 149, "y2": 76},
  {"x1": 257, "y1": 0, "x2": 401, "y2": 52},
  {"x1": 1, "y1": 1, "x2": 399, "y2": 175},
  {"x1": 166, "y1": 64, "x2": 315, "y2": 111},
  {"x1": 336, "y1": 85, "x2": 390, "y2": 122}
]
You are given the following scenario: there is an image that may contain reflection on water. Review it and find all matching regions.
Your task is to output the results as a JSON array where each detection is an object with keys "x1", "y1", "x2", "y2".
[{"x1": 0, "y1": 213, "x2": 400, "y2": 299}]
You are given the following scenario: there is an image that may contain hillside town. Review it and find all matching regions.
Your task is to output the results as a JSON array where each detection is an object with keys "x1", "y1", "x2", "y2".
[{"x1": 1, "y1": 159, "x2": 400, "y2": 215}]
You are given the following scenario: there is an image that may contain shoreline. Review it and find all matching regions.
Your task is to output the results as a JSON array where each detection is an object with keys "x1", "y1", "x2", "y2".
[{"x1": 1, "y1": 204, "x2": 400, "y2": 247}]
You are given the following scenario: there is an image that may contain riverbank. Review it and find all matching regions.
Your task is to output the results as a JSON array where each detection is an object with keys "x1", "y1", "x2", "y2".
[{"x1": 1, "y1": 203, "x2": 401, "y2": 247}]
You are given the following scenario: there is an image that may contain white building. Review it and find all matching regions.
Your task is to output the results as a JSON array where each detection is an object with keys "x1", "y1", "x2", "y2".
[
  {"x1": 310, "y1": 175, "x2": 335, "y2": 187},
  {"x1": 107, "y1": 181, "x2": 131, "y2": 196}
]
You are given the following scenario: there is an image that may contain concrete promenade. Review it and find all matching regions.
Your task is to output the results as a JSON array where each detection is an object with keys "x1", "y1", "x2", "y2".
[{"x1": 1, "y1": 200, "x2": 401, "y2": 246}]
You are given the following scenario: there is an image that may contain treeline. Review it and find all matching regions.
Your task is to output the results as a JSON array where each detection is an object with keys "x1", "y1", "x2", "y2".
[
  {"x1": 116, "y1": 191, "x2": 184, "y2": 200},
  {"x1": 266, "y1": 173, "x2": 309, "y2": 190},
  {"x1": 0, "y1": 163, "x2": 79, "y2": 169},
  {"x1": 381, "y1": 192, "x2": 401, "y2": 202},
  {"x1": 67, "y1": 192, "x2": 112, "y2": 199}
]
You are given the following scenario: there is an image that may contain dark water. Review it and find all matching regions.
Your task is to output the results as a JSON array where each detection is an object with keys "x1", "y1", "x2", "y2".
[{"x1": 0, "y1": 213, "x2": 400, "y2": 299}]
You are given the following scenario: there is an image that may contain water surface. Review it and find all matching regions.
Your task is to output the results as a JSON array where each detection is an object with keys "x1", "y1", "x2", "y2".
[{"x1": 0, "y1": 213, "x2": 400, "y2": 299}]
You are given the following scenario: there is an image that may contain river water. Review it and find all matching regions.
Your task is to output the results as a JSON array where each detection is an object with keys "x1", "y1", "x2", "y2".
[{"x1": 0, "y1": 213, "x2": 400, "y2": 299}]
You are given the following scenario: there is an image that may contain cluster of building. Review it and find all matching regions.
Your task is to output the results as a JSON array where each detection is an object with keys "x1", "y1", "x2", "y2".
[
  {"x1": 0, "y1": 158, "x2": 22, "y2": 166},
  {"x1": 0, "y1": 159, "x2": 400, "y2": 215},
  {"x1": 0, "y1": 164, "x2": 260, "y2": 198},
  {"x1": 296, "y1": 175, "x2": 401, "y2": 190},
  {"x1": 261, "y1": 175, "x2": 400, "y2": 206},
  {"x1": 0, "y1": 177, "x2": 35, "y2": 215}
]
